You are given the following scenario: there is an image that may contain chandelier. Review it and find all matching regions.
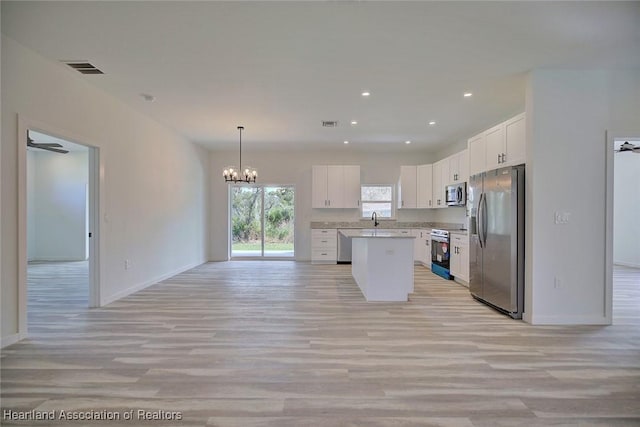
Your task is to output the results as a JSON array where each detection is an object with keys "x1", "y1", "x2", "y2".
[{"x1": 223, "y1": 126, "x2": 257, "y2": 183}]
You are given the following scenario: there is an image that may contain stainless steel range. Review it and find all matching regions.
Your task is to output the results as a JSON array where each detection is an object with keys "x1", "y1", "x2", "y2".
[{"x1": 430, "y1": 229, "x2": 451, "y2": 280}]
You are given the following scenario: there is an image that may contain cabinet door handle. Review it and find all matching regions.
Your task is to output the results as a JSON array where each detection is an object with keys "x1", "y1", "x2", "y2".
[
  {"x1": 429, "y1": 200, "x2": 432, "y2": 206},
  {"x1": 321, "y1": 253, "x2": 327, "y2": 256},
  {"x1": 402, "y1": 200, "x2": 404, "y2": 207},
  {"x1": 497, "y1": 154, "x2": 501, "y2": 164},
  {"x1": 501, "y1": 153, "x2": 506, "y2": 163},
  {"x1": 357, "y1": 200, "x2": 360, "y2": 206}
]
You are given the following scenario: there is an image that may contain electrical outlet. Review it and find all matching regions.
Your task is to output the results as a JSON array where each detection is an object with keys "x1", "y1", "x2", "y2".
[{"x1": 124, "y1": 260, "x2": 130, "y2": 270}]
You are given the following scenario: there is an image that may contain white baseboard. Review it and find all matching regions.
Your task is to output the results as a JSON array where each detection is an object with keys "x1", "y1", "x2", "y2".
[
  {"x1": 1, "y1": 332, "x2": 27, "y2": 349},
  {"x1": 29, "y1": 257, "x2": 87, "y2": 262},
  {"x1": 529, "y1": 314, "x2": 611, "y2": 326},
  {"x1": 614, "y1": 261, "x2": 640, "y2": 269},
  {"x1": 100, "y1": 260, "x2": 205, "y2": 306}
]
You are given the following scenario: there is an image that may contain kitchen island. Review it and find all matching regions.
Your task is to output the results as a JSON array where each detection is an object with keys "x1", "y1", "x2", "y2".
[{"x1": 339, "y1": 229, "x2": 416, "y2": 302}]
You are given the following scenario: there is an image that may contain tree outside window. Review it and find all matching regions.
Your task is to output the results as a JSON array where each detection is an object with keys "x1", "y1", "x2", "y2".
[{"x1": 361, "y1": 185, "x2": 394, "y2": 219}]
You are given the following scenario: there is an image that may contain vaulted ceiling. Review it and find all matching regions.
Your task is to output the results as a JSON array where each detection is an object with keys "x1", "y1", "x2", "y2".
[{"x1": 3, "y1": 1, "x2": 639, "y2": 152}]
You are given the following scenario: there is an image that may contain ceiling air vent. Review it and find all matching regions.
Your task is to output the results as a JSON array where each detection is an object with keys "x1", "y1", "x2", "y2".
[
  {"x1": 62, "y1": 61, "x2": 104, "y2": 75},
  {"x1": 322, "y1": 121, "x2": 338, "y2": 128}
]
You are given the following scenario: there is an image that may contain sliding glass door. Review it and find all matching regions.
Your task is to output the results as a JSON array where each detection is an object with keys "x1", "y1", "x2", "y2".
[{"x1": 230, "y1": 185, "x2": 294, "y2": 258}]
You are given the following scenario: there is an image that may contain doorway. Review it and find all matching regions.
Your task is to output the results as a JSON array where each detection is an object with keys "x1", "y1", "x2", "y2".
[
  {"x1": 230, "y1": 185, "x2": 295, "y2": 259},
  {"x1": 606, "y1": 134, "x2": 640, "y2": 325},
  {"x1": 26, "y1": 130, "x2": 92, "y2": 329},
  {"x1": 18, "y1": 119, "x2": 101, "y2": 339}
]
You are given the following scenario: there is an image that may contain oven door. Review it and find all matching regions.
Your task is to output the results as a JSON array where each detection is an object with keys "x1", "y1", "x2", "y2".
[{"x1": 431, "y1": 236, "x2": 450, "y2": 269}]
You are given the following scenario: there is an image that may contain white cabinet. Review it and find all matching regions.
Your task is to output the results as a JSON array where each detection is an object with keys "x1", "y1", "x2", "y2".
[
  {"x1": 432, "y1": 159, "x2": 447, "y2": 208},
  {"x1": 468, "y1": 132, "x2": 486, "y2": 176},
  {"x1": 469, "y1": 113, "x2": 526, "y2": 175},
  {"x1": 399, "y1": 165, "x2": 433, "y2": 209},
  {"x1": 312, "y1": 165, "x2": 361, "y2": 208},
  {"x1": 450, "y1": 233, "x2": 469, "y2": 283},
  {"x1": 485, "y1": 123, "x2": 505, "y2": 171},
  {"x1": 312, "y1": 166, "x2": 329, "y2": 208},
  {"x1": 311, "y1": 229, "x2": 337, "y2": 264},
  {"x1": 413, "y1": 229, "x2": 431, "y2": 268},
  {"x1": 342, "y1": 165, "x2": 362, "y2": 209},
  {"x1": 417, "y1": 164, "x2": 433, "y2": 208},
  {"x1": 448, "y1": 149, "x2": 468, "y2": 185},
  {"x1": 398, "y1": 166, "x2": 417, "y2": 209},
  {"x1": 504, "y1": 113, "x2": 526, "y2": 167}
]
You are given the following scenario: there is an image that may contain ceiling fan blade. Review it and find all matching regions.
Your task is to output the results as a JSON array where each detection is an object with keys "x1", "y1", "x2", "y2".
[
  {"x1": 31, "y1": 142, "x2": 64, "y2": 148},
  {"x1": 40, "y1": 146, "x2": 69, "y2": 154},
  {"x1": 27, "y1": 141, "x2": 69, "y2": 153}
]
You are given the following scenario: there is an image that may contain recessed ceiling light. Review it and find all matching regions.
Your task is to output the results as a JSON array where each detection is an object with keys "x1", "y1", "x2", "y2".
[
  {"x1": 405, "y1": 140, "x2": 411, "y2": 145},
  {"x1": 361, "y1": 91, "x2": 370, "y2": 97},
  {"x1": 351, "y1": 120, "x2": 358, "y2": 125},
  {"x1": 463, "y1": 92, "x2": 473, "y2": 98},
  {"x1": 429, "y1": 121, "x2": 436, "y2": 126},
  {"x1": 343, "y1": 140, "x2": 349, "y2": 145}
]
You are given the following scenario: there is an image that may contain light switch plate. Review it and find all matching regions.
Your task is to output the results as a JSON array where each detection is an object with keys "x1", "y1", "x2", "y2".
[{"x1": 554, "y1": 211, "x2": 571, "y2": 224}]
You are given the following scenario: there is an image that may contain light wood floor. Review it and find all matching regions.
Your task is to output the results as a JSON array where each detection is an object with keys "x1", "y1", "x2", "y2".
[{"x1": 1, "y1": 262, "x2": 639, "y2": 426}]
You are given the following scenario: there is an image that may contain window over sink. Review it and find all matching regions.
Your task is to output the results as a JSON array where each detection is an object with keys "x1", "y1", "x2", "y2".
[{"x1": 361, "y1": 185, "x2": 394, "y2": 219}]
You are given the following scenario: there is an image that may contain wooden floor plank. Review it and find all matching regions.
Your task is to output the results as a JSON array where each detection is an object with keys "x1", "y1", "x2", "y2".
[{"x1": 0, "y1": 261, "x2": 638, "y2": 426}]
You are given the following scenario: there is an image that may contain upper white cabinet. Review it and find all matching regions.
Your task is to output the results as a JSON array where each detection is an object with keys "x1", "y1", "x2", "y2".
[
  {"x1": 504, "y1": 113, "x2": 526, "y2": 167},
  {"x1": 342, "y1": 165, "x2": 362, "y2": 209},
  {"x1": 399, "y1": 147, "x2": 467, "y2": 210},
  {"x1": 416, "y1": 164, "x2": 433, "y2": 208},
  {"x1": 468, "y1": 113, "x2": 526, "y2": 175},
  {"x1": 468, "y1": 132, "x2": 486, "y2": 176},
  {"x1": 447, "y1": 149, "x2": 468, "y2": 185},
  {"x1": 312, "y1": 165, "x2": 361, "y2": 208},
  {"x1": 399, "y1": 164, "x2": 434, "y2": 209},
  {"x1": 432, "y1": 159, "x2": 447, "y2": 208},
  {"x1": 485, "y1": 123, "x2": 505, "y2": 171},
  {"x1": 398, "y1": 165, "x2": 418, "y2": 209}
]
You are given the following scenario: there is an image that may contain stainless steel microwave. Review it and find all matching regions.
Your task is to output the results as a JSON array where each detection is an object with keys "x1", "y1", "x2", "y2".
[{"x1": 446, "y1": 183, "x2": 466, "y2": 206}]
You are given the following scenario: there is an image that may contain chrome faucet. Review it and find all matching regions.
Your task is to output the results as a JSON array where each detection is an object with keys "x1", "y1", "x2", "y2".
[{"x1": 371, "y1": 211, "x2": 380, "y2": 227}]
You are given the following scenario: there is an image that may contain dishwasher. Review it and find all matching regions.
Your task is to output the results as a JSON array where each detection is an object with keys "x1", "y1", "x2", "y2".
[{"x1": 337, "y1": 230, "x2": 352, "y2": 264}]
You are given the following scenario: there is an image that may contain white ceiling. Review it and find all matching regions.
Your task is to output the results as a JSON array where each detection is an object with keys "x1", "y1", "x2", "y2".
[{"x1": 3, "y1": 1, "x2": 639, "y2": 152}]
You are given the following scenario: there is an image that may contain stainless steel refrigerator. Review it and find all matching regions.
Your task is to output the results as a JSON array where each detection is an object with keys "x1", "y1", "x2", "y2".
[{"x1": 468, "y1": 164, "x2": 525, "y2": 319}]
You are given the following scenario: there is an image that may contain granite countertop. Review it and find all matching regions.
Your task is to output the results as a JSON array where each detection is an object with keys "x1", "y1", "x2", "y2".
[
  {"x1": 311, "y1": 221, "x2": 467, "y2": 235},
  {"x1": 339, "y1": 229, "x2": 416, "y2": 239}
]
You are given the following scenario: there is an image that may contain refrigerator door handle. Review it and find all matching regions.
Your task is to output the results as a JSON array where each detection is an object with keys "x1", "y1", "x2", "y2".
[
  {"x1": 477, "y1": 192, "x2": 484, "y2": 249},
  {"x1": 481, "y1": 191, "x2": 488, "y2": 246}
]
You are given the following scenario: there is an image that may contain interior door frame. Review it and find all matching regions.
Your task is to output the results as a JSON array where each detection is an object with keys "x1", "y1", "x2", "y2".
[
  {"x1": 604, "y1": 129, "x2": 640, "y2": 324},
  {"x1": 17, "y1": 115, "x2": 104, "y2": 338},
  {"x1": 228, "y1": 183, "x2": 295, "y2": 260}
]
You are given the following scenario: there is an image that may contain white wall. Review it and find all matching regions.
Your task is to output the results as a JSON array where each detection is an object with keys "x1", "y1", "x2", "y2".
[
  {"x1": 27, "y1": 150, "x2": 88, "y2": 261},
  {"x1": 614, "y1": 144, "x2": 640, "y2": 267},
  {"x1": 1, "y1": 37, "x2": 210, "y2": 343},
  {"x1": 525, "y1": 68, "x2": 640, "y2": 325},
  {"x1": 209, "y1": 149, "x2": 466, "y2": 261}
]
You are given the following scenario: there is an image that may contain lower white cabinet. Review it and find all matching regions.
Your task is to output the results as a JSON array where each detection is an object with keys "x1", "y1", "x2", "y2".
[
  {"x1": 311, "y1": 229, "x2": 337, "y2": 264},
  {"x1": 450, "y1": 233, "x2": 469, "y2": 283},
  {"x1": 413, "y1": 229, "x2": 431, "y2": 268}
]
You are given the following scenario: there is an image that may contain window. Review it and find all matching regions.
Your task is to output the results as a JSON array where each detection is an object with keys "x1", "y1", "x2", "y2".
[{"x1": 361, "y1": 185, "x2": 394, "y2": 219}]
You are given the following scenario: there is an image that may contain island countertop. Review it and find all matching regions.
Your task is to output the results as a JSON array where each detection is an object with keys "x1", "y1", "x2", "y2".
[{"x1": 339, "y1": 229, "x2": 417, "y2": 239}]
